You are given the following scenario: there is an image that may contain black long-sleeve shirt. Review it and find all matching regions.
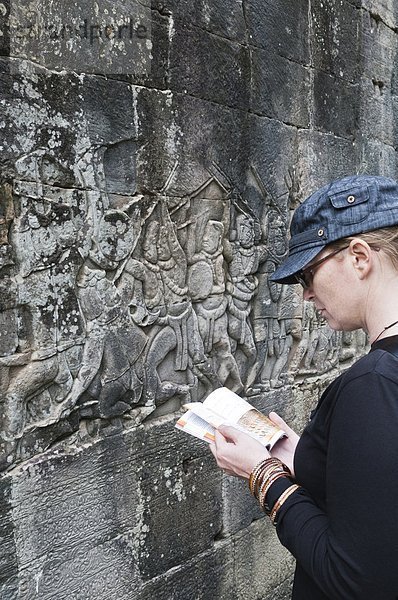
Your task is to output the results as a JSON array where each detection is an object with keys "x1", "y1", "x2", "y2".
[{"x1": 267, "y1": 335, "x2": 398, "y2": 599}]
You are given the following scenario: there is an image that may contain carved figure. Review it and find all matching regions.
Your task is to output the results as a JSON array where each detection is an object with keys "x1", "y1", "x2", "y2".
[
  {"x1": 56, "y1": 210, "x2": 147, "y2": 419},
  {"x1": 0, "y1": 185, "x2": 86, "y2": 457},
  {"x1": 139, "y1": 199, "x2": 205, "y2": 406},
  {"x1": 225, "y1": 212, "x2": 266, "y2": 386},
  {"x1": 188, "y1": 217, "x2": 243, "y2": 392},
  {"x1": 64, "y1": 264, "x2": 147, "y2": 418},
  {"x1": 288, "y1": 301, "x2": 317, "y2": 374},
  {"x1": 250, "y1": 208, "x2": 291, "y2": 390}
]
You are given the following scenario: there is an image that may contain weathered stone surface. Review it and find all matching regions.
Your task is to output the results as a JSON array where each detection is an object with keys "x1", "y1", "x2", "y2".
[
  {"x1": 297, "y1": 130, "x2": 359, "y2": 198},
  {"x1": 355, "y1": 133, "x2": 398, "y2": 174},
  {"x1": 313, "y1": 70, "x2": 359, "y2": 138},
  {"x1": 361, "y1": 9, "x2": 397, "y2": 82},
  {"x1": 358, "y1": 76, "x2": 396, "y2": 147},
  {"x1": 233, "y1": 518, "x2": 295, "y2": 599},
  {"x1": 1, "y1": 0, "x2": 398, "y2": 598},
  {"x1": 244, "y1": 0, "x2": 310, "y2": 64},
  {"x1": 168, "y1": 26, "x2": 251, "y2": 110},
  {"x1": 151, "y1": 0, "x2": 247, "y2": 43},
  {"x1": 137, "y1": 542, "x2": 236, "y2": 600},
  {"x1": 251, "y1": 49, "x2": 311, "y2": 127},
  {"x1": 0, "y1": 415, "x2": 221, "y2": 598},
  {"x1": 310, "y1": 0, "x2": 362, "y2": 82},
  {"x1": 0, "y1": 477, "x2": 17, "y2": 598}
]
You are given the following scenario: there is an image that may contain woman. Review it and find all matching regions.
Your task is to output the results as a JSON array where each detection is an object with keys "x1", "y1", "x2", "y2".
[{"x1": 210, "y1": 175, "x2": 398, "y2": 599}]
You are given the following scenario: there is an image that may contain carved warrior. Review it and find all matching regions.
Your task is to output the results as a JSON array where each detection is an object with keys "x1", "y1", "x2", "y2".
[
  {"x1": 188, "y1": 217, "x2": 242, "y2": 392},
  {"x1": 139, "y1": 198, "x2": 205, "y2": 406},
  {"x1": 59, "y1": 209, "x2": 147, "y2": 419},
  {"x1": 225, "y1": 212, "x2": 266, "y2": 386}
]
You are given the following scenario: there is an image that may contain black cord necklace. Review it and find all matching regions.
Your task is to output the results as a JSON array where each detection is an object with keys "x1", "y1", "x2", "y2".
[{"x1": 372, "y1": 320, "x2": 398, "y2": 344}]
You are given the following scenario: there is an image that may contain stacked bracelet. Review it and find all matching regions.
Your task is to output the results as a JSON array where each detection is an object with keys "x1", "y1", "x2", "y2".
[
  {"x1": 248, "y1": 459, "x2": 301, "y2": 523},
  {"x1": 269, "y1": 484, "x2": 300, "y2": 525},
  {"x1": 249, "y1": 458, "x2": 282, "y2": 497},
  {"x1": 249, "y1": 458, "x2": 275, "y2": 496},
  {"x1": 248, "y1": 457, "x2": 291, "y2": 514}
]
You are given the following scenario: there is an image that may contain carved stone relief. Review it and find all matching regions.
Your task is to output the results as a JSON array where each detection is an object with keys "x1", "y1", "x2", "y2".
[{"x1": 0, "y1": 159, "x2": 366, "y2": 472}]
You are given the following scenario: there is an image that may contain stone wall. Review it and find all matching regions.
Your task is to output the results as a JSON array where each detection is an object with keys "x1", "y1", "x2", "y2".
[{"x1": 1, "y1": 0, "x2": 398, "y2": 598}]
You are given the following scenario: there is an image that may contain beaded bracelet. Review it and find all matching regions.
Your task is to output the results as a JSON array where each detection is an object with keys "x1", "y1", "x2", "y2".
[{"x1": 269, "y1": 484, "x2": 301, "y2": 525}]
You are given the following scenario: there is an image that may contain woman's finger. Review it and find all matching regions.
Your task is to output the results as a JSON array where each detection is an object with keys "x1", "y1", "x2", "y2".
[
  {"x1": 269, "y1": 411, "x2": 296, "y2": 437},
  {"x1": 209, "y1": 441, "x2": 217, "y2": 457},
  {"x1": 214, "y1": 428, "x2": 228, "y2": 448},
  {"x1": 217, "y1": 424, "x2": 241, "y2": 442}
]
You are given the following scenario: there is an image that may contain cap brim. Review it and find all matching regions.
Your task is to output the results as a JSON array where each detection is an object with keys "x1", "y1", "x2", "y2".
[{"x1": 269, "y1": 246, "x2": 323, "y2": 284}]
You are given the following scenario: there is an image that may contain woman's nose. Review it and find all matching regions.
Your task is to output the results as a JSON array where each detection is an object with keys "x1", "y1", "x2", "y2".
[{"x1": 303, "y1": 285, "x2": 315, "y2": 301}]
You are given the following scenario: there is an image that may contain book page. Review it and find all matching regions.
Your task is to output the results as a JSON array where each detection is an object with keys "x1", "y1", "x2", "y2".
[
  {"x1": 203, "y1": 387, "x2": 286, "y2": 450},
  {"x1": 237, "y1": 409, "x2": 285, "y2": 449},
  {"x1": 176, "y1": 388, "x2": 286, "y2": 450},
  {"x1": 182, "y1": 402, "x2": 225, "y2": 429},
  {"x1": 175, "y1": 410, "x2": 215, "y2": 443},
  {"x1": 203, "y1": 387, "x2": 252, "y2": 422}
]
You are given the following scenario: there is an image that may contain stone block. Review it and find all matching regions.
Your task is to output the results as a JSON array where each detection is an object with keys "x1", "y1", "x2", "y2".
[
  {"x1": 151, "y1": 0, "x2": 246, "y2": 43},
  {"x1": 4, "y1": 414, "x2": 222, "y2": 597},
  {"x1": 297, "y1": 130, "x2": 358, "y2": 199},
  {"x1": 136, "y1": 417, "x2": 223, "y2": 580},
  {"x1": 312, "y1": 69, "x2": 359, "y2": 138},
  {"x1": 0, "y1": 62, "x2": 82, "y2": 170},
  {"x1": 310, "y1": 0, "x2": 362, "y2": 82},
  {"x1": 168, "y1": 25, "x2": 251, "y2": 111},
  {"x1": 357, "y1": 76, "x2": 396, "y2": 147},
  {"x1": 360, "y1": 10, "x2": 397, "y2": 82},
  {"x1": 245, "y1": 114, "x2": 298, "y2": 202},
  {"x1": 244, "y1": 0, "x2": 310, "y2": 64},
  {"x1": 355, "y1": 133, "x2": 398, "y2": 175},
  {"x1": 81, "y1": 75, "x2": 137, "y2": 147},
  {"x1": 233, "y1": 518, "x2": 295, "y2": 599},
  {"x1": 251, "y1": 48, "x2": 311, "y2": 127},
  {"x1": 137, "y1": 541, "x2": 235, "y2": 600},
  {"x1": 8, "y1": 0, "x2": 151, "y2": 76},
  {"x1": 134, "y1": 86, "x2": 255, "y2": 195},
  {"x1": 0, "y1": 477, "x2": 17, "y2": 599},
  {"x1": 219, "y1": 475, "x2": 263, "y2": 537}
]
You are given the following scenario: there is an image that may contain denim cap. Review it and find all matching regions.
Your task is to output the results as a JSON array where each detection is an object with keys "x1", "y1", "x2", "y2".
[{"x1": 270, "y1": 174, "x2": 398, "y2": 284}]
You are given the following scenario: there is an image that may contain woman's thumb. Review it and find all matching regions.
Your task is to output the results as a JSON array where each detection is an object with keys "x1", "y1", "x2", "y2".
[
  {"x1": 269, "y1": 412, "x2": 293, "y2": 435},
  {"x1": 217, "y1": 424, "x2": 240, "y2": 442}
]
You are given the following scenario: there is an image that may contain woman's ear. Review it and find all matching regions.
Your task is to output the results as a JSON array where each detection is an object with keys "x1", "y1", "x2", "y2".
[{"x1": 348, "y1": 238, "x2": 372, "y2": 279}]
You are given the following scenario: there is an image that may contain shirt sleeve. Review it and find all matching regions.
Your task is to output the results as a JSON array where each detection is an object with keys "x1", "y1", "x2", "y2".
[{"x1": 273, "y1": 368, "x2": 398, "y2": 599}]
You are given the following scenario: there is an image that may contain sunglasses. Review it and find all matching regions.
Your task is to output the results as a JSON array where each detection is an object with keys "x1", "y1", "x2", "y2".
[
  {"x1": 294, "y1": 245, "x2": 350, "y2": 289},
  {"x1": 295, "y1": 244, "x2": 381, "y2": 289}
]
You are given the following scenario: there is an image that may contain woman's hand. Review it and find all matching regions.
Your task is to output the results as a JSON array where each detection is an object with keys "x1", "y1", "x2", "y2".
[
  {"x1": 209, "y1": 425, "x2": 271, "y2": 479},
  {"x1": 268, "y1": 412, "x2": 300, "y2": 478}
]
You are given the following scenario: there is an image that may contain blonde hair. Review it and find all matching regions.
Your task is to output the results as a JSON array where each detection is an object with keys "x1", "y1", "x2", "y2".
[{"x1": 329, "y1": 226, "x2": 398, "y2": 269}]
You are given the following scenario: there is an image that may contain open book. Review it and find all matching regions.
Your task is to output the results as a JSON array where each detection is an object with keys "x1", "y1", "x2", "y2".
[{"x1": 175, "y1": 387, "x2": 286, "y2": 450}]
